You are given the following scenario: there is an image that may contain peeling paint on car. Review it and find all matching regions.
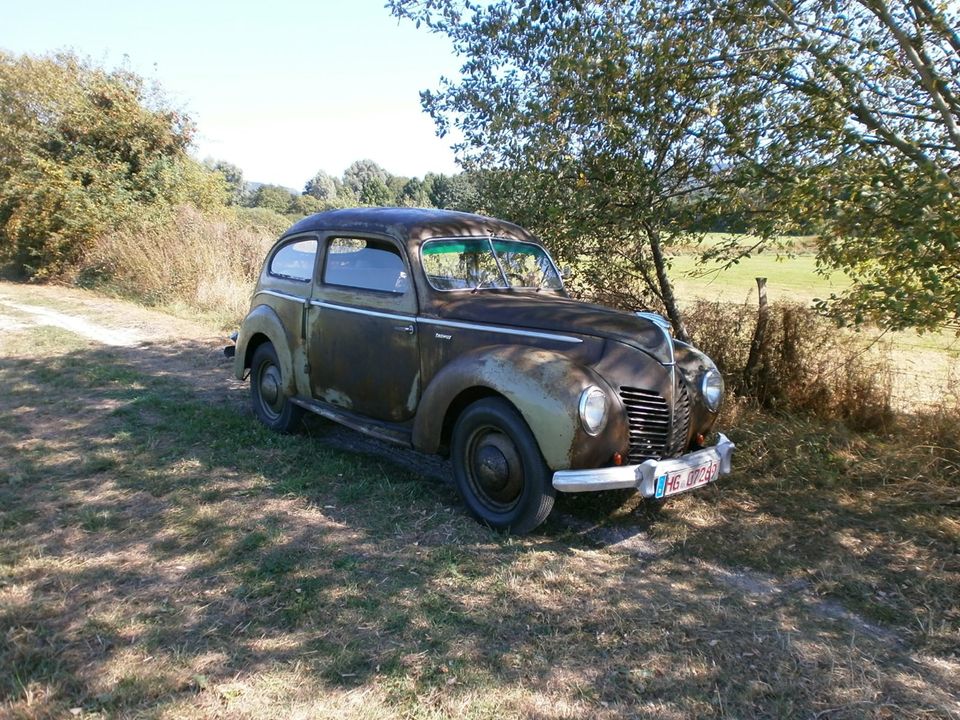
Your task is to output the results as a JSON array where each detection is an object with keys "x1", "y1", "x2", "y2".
[{"x1": 406, "y1": 371, "x2": 421, "y2": 414}]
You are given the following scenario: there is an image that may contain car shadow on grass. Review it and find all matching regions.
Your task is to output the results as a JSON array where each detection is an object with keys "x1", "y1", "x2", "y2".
[{"x1": 1, "y1": 336, "x2": 957, "y2": 718}]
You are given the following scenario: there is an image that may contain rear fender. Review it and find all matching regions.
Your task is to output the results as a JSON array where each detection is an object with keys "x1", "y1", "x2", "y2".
[{"x1": 234, "y1": 304, "x2": 297, "y2": 396}]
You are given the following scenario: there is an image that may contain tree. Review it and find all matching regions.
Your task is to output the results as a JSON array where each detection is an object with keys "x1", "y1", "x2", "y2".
[
  {"x1": 718, "y1": 0, "x2": 960, "y2": 330},
  {"x1": 394, "y1": 0, "x2": 960, "y2": 332},
  {"x1": 390, "y1": 0, "x2": 790, "y2": 339},
  {"x1": 287, "y1": 193, "x2": 323, "y2": 216},
  {"x1": 428, "y1": 172, "x2": 480, "y2": 213},
  {"x1": 398, "y1": 176, "x2": 430, "y2": 206},
  {"x1": 342, "y1": 159, "x2": 389, "y2": 196},
  {"x1": 247, "y1": 184, "x2": 297, "y2": 214},
  {"x1": 304, "y1": 169, "x2": 337, "y2": 202},
  {"x1": 358, "y1": 176, "x2": 393, "y2": 206},
  {"x1": 205, "y1": 159, "x2": 245, "y2": 205},
  {"x1": 341, "y1": 159, "x2": 396, "y2": 207},
  {"x1": 387, "y1": 174, "x2": 410, "y2": 203},
  {"x1": 0, "y1": 51, "x2": 224, "y2": 278},
  {"x1": 335, "y1": 181, "x2": 359, "y2": 206}
]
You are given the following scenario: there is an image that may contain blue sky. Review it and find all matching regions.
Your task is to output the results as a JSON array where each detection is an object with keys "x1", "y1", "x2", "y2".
[{"x1": 4, "y1": 0, "x2": 462, "y2": 188}]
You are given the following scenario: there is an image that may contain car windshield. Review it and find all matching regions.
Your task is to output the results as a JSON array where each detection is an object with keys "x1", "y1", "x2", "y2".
[{"x1": 422, "y1": 238, "x2": 564, "y2": 292}]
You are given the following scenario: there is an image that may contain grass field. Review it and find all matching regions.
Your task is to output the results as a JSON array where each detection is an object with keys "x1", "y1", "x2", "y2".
[
  {"x1": 1, "y1": 282, "x2": 959, "y2": 718},
  {"x1": 669, "y1": 253, "x2": 847, "y2": 306}
]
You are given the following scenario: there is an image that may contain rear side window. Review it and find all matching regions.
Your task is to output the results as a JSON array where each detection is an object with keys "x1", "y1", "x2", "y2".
[
  {"x1": 269, "y1": 239, "x2": 317, "y2": 281},
  {"x1": 323, "y1": 237, "x2": 409, "y2": 293}
]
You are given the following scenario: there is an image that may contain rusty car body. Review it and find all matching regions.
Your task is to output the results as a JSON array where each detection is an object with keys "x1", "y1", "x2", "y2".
[{"x1": 231, "y1": 207, "x2": 733, "y2": 533}]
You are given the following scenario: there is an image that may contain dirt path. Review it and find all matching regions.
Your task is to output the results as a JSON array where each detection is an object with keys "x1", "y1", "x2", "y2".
[{"x1": 0, "y1": 298, "x2": 143, "y2": 346}]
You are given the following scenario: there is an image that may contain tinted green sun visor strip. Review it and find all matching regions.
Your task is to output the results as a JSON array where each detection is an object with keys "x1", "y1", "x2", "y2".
[
  {"x1": 422, "y1": 239, "x2": 490, "y2": 255},
  {"x1": 422, "y1": 238, "x2": 543, "y2": 256}
]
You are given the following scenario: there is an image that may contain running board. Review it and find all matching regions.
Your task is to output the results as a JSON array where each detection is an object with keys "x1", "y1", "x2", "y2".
[{"x1": 289, "y1": 397, "x2": 413, "y2": 448}]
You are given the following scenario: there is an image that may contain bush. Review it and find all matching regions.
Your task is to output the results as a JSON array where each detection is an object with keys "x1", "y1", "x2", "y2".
[
  {"x1": 0, "y1": 51, "x2": 225, "y2": 279},
  {"x1": 686, "y1": 300, "x2": 894, "y2": 431},
  {"x1": 81, "y1": 206, "x2": 275, "y2": 327},
  {"x1": 232, "y1": 207, "x2": 294, "y2": 238}
]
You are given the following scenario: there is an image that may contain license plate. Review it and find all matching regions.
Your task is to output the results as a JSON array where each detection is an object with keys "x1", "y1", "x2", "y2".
[{"x1": 653, "y1": 456, "x2": 721, "y2": 499}]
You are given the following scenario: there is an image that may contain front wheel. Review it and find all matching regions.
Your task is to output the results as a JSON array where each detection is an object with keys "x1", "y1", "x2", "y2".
[
  {"x1": 250, "y1": 342, "x2": 304, "y2": 433},
  {"x1": 451, "y1": 398, "x2": 555, "y2": 534}
]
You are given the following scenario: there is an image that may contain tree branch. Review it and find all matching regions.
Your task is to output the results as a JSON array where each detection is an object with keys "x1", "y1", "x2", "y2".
[{"x1": 859, "y1": 0, "x2": 960, "y2": 153}]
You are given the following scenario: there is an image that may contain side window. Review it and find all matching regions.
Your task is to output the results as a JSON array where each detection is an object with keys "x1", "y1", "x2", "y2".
[
  {"x1": 269, "y1": 239, "x2": 317, "y2": 282},
  {"x1": 323, "y1": 237, "x2": 409, "y2": 294}
]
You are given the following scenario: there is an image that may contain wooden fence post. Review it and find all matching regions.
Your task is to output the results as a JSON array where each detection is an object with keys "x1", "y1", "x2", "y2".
[{"x1": 742, "y1": 277, "x2": 769, "y2": 398}]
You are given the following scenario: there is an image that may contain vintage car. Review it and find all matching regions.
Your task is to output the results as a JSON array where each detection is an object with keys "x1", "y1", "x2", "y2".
[{"x1": 230, "y1": 207, "x2": 733, "y2": 533}]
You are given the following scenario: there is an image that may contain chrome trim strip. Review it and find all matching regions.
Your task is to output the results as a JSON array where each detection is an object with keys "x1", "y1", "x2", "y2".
[
  {"x1": 309, "y1": 300, "x2": 416, "y2": 323},
  {"x1": 309, "y1": 300, "x2": 582, "y2": 343},
  {"x1": 419, "y1": 318, "x2": 583, "y2": 344},
  {"x1": 257, "y1": 289, "x2": 307, "y2": 303},
  {"x1": 551, "y1": 464, "x2": 642, "y2": 492}
]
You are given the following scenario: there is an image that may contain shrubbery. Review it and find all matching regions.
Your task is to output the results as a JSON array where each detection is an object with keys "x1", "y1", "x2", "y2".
[
  {"x1": 80, "y1": 206, "x2": 275, "y2": 328},
  {"x1": 0, "y1": 51, "x2": 225, "y2": 279},
  {"x1": 685, "y1": 300, "x2": 895, "y2": 431}
]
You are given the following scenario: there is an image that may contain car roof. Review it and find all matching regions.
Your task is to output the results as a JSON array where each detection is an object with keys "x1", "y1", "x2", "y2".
[{"x1": 281, "y1": 207, "x2": 537, "y2": 246}]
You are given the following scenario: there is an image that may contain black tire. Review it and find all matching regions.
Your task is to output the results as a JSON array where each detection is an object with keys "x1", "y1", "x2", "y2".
[
  {"x1": 250, "y1": 342, "x2": 304, "y2": 433},
  {"x1": 451, "y1": 398, "x2": 555, "y2": 534}
]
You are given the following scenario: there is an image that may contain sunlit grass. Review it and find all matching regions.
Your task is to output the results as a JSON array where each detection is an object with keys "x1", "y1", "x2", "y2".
[
  {"x1": 668, "y1": 244, "x2": 960, "y2": 408},
  {"x1": 669, "y1": 252, "x2": 848, "y2": 305}
]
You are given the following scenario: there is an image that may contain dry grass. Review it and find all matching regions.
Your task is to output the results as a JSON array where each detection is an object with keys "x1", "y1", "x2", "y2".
[
  {"x1": 686, "y1": 300, "x2": 895, "y2": 430},
  {"x1": 669, "y1": 248, "x2": 960, "y2": 413},
  {"x1": 79, "y1": 206, "x2": 275, "y2": 329},
  {"x1": 1, "y1": 283, "x2": 959, "y2": 719}
]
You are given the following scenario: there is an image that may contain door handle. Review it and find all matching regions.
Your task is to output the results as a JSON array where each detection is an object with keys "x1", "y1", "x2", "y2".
[{"x1": 394, "y1": 324, "x2": 416, "y2": 335}]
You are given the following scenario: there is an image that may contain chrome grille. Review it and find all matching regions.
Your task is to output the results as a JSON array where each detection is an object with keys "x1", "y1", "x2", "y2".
[
  {"x1": 620, "y1": 378, "x2": 692, "y2": 462},
  {"x1": 668, "y1": 379, "x2": 691, "y2": 456},
  {"x1": 620, "y1": 386, "x2": 671, "y2": 462}
]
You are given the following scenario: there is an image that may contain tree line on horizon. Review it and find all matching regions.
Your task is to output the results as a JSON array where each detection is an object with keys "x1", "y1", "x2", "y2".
[
  {"x1": 206, "y1": 158, "x2": 483, "y2": 218},
  {"x1": 0, "y1": 50, "x2": 485, "y2": 282}
]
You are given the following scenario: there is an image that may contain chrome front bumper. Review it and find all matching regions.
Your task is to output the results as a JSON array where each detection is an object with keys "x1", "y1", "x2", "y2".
[{"x1": 552, "y1": 433, "x2": 735, "y2": 496}]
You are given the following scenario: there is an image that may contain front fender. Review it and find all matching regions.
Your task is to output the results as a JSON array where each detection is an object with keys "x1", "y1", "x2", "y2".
[
  {"x1": 233, "y1": 303, "x2": 297, "y2": 397},
  {"x1": 413, "y1": 345, "x2": 626, "y2": 471}
]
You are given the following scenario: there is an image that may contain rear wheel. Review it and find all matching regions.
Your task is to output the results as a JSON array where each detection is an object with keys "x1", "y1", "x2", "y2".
[
  {"x1": 451, "y1": 398, "x2": 555, "y2": 534},
  {"x1": 250, "y1": 342, "x2": 303, "y2": 433}
]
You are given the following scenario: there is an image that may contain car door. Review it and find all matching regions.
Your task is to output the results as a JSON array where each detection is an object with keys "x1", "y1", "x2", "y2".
[
  {"x1": 306, "y1": 233, "x2": 420, "y2": 422},
  {"x1": 257, "y1": 233, "x2": 319, "y2": 397}
]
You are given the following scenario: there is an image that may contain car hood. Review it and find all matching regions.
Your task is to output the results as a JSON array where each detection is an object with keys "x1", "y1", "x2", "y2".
[{"x1": 431, "y1": 292, "x2": 673, "y2": 363}]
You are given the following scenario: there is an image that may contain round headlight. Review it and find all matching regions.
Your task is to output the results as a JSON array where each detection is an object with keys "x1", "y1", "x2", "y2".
[
  {"x1": 701, "y1": 369, "x2": 724, "y2": 412},
  {"x1": 578, "y1": 386, "x2": 608, "y2": 435}
]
